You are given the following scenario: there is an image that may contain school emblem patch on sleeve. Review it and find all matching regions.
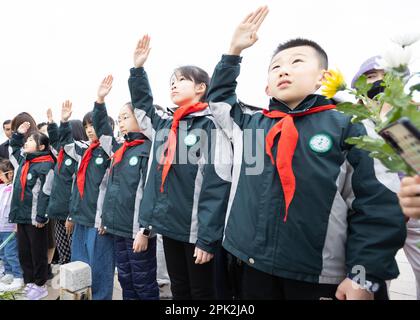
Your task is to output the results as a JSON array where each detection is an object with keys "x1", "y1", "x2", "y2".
[{"x1": 309, "y1": 133, "x2": 332, "y2": 153}]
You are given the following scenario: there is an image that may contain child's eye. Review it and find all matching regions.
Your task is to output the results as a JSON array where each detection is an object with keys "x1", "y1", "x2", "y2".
[
  {"x1": 271, "y1": 65, "x2": 280, "y2": 70},
  {"x1": 292, "y1": 59, "x2": 303, "y2": 64},
  {"x1": 119, "y1": 115, "x2": 130, "y2": 122},
  {"x1": 179, "y1": 77, "x2": 186, "y2": 81}
]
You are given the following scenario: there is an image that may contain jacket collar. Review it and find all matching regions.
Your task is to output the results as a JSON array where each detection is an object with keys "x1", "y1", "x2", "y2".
[
  {"x1": 124, "y1": 132, "x2": 148, "y2": 141},
  {"x1": 167, "y1": 105, "x2": 212, "y2": 118},
  {"x1": 268, "y1": 94, "x2": 334, "y2": 114},
  {"x1": 25, "y1": 150, "x2": 51, "y2": 161}
]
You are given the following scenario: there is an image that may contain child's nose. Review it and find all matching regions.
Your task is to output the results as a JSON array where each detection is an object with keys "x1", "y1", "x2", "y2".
[
  {"x1": 278, "y1": 67, "x2": 289, "y2": 77},
  {"x1": 277, "y1": 64, "x2": 290, "y2": 75}
]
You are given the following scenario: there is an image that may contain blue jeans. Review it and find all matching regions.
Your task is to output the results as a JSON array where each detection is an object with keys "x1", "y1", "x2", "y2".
[
  {"x1": 0, "y1": 232, "x2": 23, "y2": 278},
  {"x1": 71, "y1": 224, "x2": 115, "y2": 300}
]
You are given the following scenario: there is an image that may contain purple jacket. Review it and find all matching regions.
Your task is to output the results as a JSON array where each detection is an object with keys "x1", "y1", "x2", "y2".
[{"x1": 0, "y1": 183, "x2": 15, "y2": 232}]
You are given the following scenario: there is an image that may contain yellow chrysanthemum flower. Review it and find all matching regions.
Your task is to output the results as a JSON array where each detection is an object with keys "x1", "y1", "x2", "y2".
[{"x1": 321, "y1": 69, "x2": 347, "y2": 99}]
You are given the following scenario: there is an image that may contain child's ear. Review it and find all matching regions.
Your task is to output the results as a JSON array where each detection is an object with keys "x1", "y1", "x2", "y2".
[
  {"x1": 39, "y1": 144, "x2": 46, "y2": 151},
  {"x1": 265, "y1": 85, "x2": 271, "y2": 97},
  {"x1": 320, "y1": 70, "x2": 331, "y2": 83},
  {"x1": 195, "y1": 83, "x2": 207, "y2": 96},
  {"x1": 315, "y1": 69, "x2": 330, "y2": 90}
]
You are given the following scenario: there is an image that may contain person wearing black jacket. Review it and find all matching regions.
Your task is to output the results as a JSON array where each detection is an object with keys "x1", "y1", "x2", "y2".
[{"x1": 0, "y1": 120, "x2": 12, "y2": 160}]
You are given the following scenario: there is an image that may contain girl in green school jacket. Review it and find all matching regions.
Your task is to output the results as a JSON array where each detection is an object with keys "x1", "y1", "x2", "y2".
[{"x1": 9, "y1": 121, "x2": 55, "y2": 300}]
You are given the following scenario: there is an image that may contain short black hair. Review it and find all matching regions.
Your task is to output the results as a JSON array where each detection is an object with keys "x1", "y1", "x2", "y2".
[
  {"x1": 172, "y1": 66, "x2": 210, "y2": 102},
  {"x1": 82, "y1": 112, "x2": 93, "y2": 128},
  {"x1": 272, "y1": 38, "x2": 328, "y2": 69},
  {"x1": 108, "y1": 116, "x2": 115, "y2": 131},
  {"x1": 124, "y1": 102, "x2": 134, "y2": 113},
  {"x1": 3, "y1": 120, "x2": 11, "y2": 128},
  {"x1": 83, "y1": 112, "x2": 114, "y2": 131},
  {"x1": 69, "y1": 120, "x2": 88, "y2": 141},
  {"x1": 37, "y1": 122, "x2": 47, "y2": 130},
  {"x1": 30, "y1": 132, "x2": 50, "y2": 151}
]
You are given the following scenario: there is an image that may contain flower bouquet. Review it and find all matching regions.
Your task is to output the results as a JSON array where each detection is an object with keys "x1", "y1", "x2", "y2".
[{"x1": 322, "y1": 34, "x2": 420, "y2": 175}]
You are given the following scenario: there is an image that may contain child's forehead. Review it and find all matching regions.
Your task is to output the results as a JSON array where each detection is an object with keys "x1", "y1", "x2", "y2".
[
  {"x1": 170, "y1": 71, "x2": 192, "y2": 82},
  {"x1": 119, "y1": 105, "x2": 132, "y2": 115},
  {"x1": 365, "y1": 69, "x2": 383, "y2": 75},
  {"x1": 170, "y1": 72, "x2": 182, "y2": 81},
  {"x1": 270, "y1": 46, "x2": 317, "y2": 64}
]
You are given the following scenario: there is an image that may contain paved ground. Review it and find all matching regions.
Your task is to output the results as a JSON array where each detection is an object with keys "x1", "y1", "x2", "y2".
[
  {"x1": 4, "y1": 248, "x2": 417, "y2": 300},
  {"x1": 30, "y1": 267, "x2": 171, "y2": 300},
  {"x1": 389, "y1": 249, "x2": 417, "y2": 299},
  {"x1": 27, "y1": 269, "x2": 170, "y2": 300}
]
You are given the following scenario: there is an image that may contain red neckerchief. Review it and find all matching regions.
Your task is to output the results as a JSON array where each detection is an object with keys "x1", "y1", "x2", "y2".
[
  {"x1": 20, "y1": 155, "x2": 55, "y2": 200},
  {"x1": 76, "y1": 140, "x2": 100, "y2": 199},
  {"x1": 111, "y1": 139, "x2": 145, "y2": 168},
  {"x1": 159, "y1": 102, "x2": 208, "y2": 192},
  {"x1": 57, "y1": 148, "x2": 65, "y2": 173},
  {"x1": 262, "y1": 104, "x2": 336, "y2": 221}
]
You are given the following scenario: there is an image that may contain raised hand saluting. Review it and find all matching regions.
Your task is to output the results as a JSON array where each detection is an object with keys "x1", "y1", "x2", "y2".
[
  {"x1": 97, "y1": 75, "x2": 113, "y2": 104},
  {"x1": 61, "y1": 100, "x2": 73, "y2": 123},
  {"x1": 229, "y1": 6, "x2": 269, "y2": 56},
  {"x1": 133, "y1": 34, "x2": 151, "y2": 68},
  {"x1": 47, "y1": 108, "x2": 54, "y2": 124},
  {"x1": 17, "y1": 122, "x2": 31, "y2": 135}
]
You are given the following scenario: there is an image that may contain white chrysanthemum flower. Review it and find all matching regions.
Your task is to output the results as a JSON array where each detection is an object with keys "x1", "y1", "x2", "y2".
[
  {"x1": 389, "y1": 32, "x2": 420, "y2": 47},
  {"x1": 379, "y1": 43, "x2": 412, "y2": 73}
]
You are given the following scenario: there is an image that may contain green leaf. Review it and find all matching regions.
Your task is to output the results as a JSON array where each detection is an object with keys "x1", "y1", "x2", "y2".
[
  {"x1": 345, "y1": 135, "x2": 413, "y2": 174},
  {"x1": 354, "y1": 75, "x2": 373, "y2": 97},
  {"x1": 401, "y1": 104, "x2": 420, "y2": 129},
  {"x1": 409, "y1": 83, "x2": 420, "y2": 94},
  {"x1": 382, "y1": 74, "x2": 412, "y2": 109},
  {"x1": 345, "y1": 136, "x2": 391, "y2": 153},
  {"x1": 0, "y1": 289, "x2": 23, "y2": 300},
  {"x1": 378, "y1": 107, "x2": 403, "y2": 131},
  {"x1": 339, "y1": 68, "x2": 419, "y2": 175},
  {"x1": 336, "y1": 102, "x2": 373, "y2": 124}
]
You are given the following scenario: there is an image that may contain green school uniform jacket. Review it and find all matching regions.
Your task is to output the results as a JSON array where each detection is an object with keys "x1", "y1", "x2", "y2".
[
  {"x1": 128, "y1": 67, "x2": 232, "y2": 254},
  {"x1": 9, "y1": 133, "x2": 55, "y2": 225},
  {"x1": 206, "y1": 54, "x2": 406, "y2": 284},
  {"x1": 45, "y1": 122, "x2": 78, "y2": 220},
  {"x1": 61, "y1": 121, "x2": 110, "y2": 228},
  {"x1": 93, "y1": 102, "x2": 152, "y2": 239}
]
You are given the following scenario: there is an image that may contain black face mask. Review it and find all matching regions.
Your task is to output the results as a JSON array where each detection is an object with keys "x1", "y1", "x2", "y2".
[{"x1": 367, "y1": 80, "x2": 385, "y2": 99}]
